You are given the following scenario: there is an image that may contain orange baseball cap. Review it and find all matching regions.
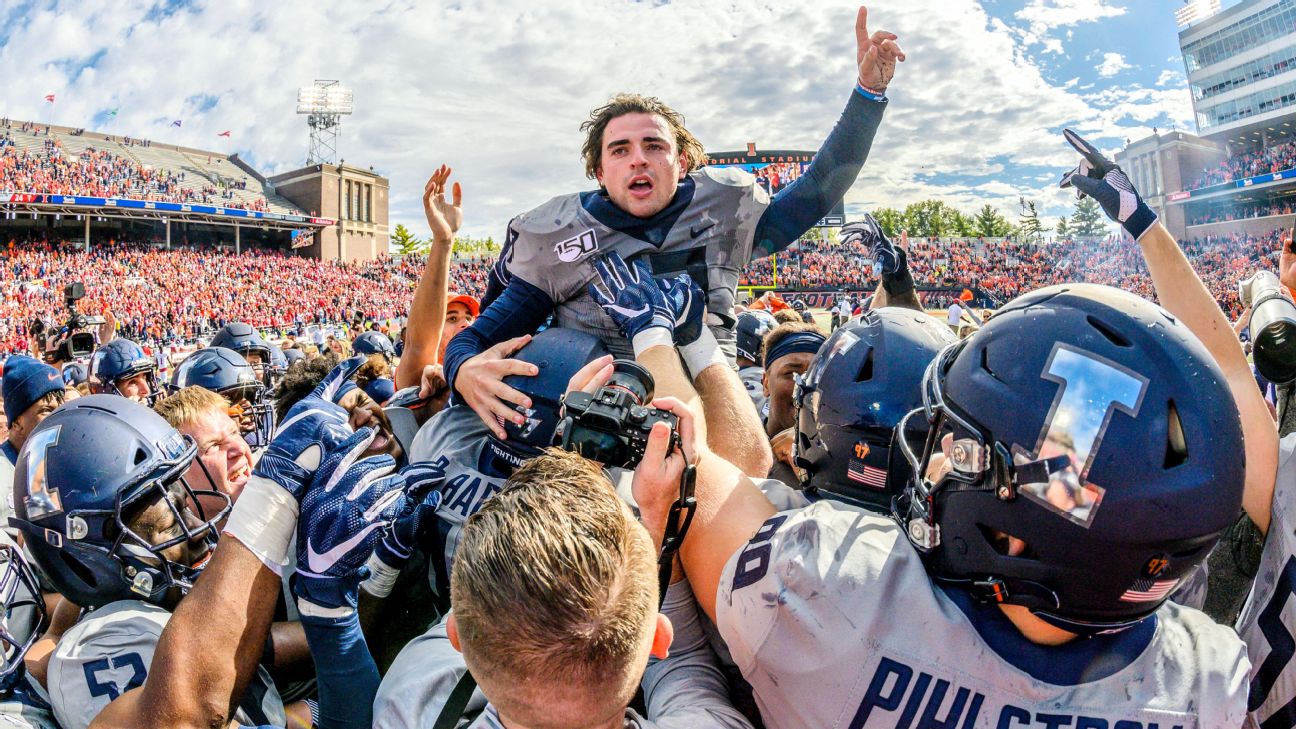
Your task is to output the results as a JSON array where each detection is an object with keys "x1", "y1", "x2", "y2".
[{"x1": 447, "y1": 293, "x2": 480, "y2": 317}]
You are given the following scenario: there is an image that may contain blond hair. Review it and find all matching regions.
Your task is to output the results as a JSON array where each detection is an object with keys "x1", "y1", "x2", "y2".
[
  {"x1": 580, "y1": 93, "x2": 706, "y2": 180},
  {"x1": 155, "y1": 386, "x2": 229, "y2": 430},
  {"x1": 451, "y1": 448, "x2": 657, "y2": 722}
]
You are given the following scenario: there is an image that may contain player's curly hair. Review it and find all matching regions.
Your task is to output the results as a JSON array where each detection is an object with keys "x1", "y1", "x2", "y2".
[{"x1": 580, "y1": 93, "x2": 707, "y2": 180}]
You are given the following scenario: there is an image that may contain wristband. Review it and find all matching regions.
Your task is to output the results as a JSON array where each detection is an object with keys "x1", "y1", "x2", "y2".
[
  {"x1": 632, "y1": 327, "x2": 675, "y2": 357},
  {"x1": 222, "y1": 475, "x2": 299, "y2": 576},
  {"x1": 855, "y1": 82, "x2": 886, "y2": 101},
  {"x1": 680, "y1": 327, "x2": 728, "y2": 380},
  {"x1": 359, "y1": 552, "x2": 402, "y2": 599},
  {"x1": 297, "y1": 597, "x2": 355, "y2": 619}
]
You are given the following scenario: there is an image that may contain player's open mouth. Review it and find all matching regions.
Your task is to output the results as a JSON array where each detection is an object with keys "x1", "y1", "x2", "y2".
[
  {"x1": 628, "y1": 176, "x2": 653, "y2": 198},
  {"x1": 229, "y1": 461, "x2": 251, "y2": 485},
  {"x1": 191, "y1": 551, "x2": 213, "y2": 570},
  {"x1": 367, "y1": 430, "x2": 391, "y2": 453}
]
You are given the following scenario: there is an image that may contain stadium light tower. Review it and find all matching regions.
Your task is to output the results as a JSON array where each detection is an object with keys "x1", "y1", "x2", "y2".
[{"x1": 296, "y1": 80, "x2": 353, "y2": 166}]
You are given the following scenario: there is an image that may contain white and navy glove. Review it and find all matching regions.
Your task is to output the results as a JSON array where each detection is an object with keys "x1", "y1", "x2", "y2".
[
  {"x1": 589, "y1": 252, "x2": 676, "y2": 354},
  {"x1": 292, "y1": 428, "x2": 417, "y2": 614},
  {"x1": 362, "y1": 460, "x2": 446, "y2": 599},
  {"x1": 225, "y1": 354, "x2": 369, "y2": 575},
  {"x1": 255, "y1": 354, "x2": 367, "y2": 500},
  {"x1": 1059, "y1": 128, "x2": 1158, "y2": 241},
  {"x1": 657, "y1": 273, "x2": 706, "y2": 346},
  {"x1": 842, "y1": 214, "x2": 913, "y2": 296}
]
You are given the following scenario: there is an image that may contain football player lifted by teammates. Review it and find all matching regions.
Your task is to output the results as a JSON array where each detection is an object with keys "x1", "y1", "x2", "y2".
[{"x1": 445, "y1": 5, "x2": 905, "y2": 485}]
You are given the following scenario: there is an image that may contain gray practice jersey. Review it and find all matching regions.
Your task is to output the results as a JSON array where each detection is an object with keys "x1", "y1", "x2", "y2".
[
  {"x1": 738, "y1": 366, "x2": 766, "y2": 419},
  {"x1": 48, "y1": 600, "x2": 285, "y2": 729},
  {"x1": 1236, "y1": 433, "x2": 1296, "y2": 728},
  {"x1": 718, "y1": 501, "x2": 1250, "y2": 729},
  {"x1": 503, "y1": 167, "x2": 770, "y2": 359},
  {"x1": 373, "y1": 579, "x2": 751, "y2": 729}
]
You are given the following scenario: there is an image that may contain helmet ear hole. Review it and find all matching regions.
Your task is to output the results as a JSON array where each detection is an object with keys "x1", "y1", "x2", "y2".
[
  {"x1": 1163, "y1": 400, "x2": 1187, "y2": 470},
  {"x1": 133, "y1": 448, "x2": 149, "y2": 466},
  {"x1": 979, "y1": 347, "x2": 1001, "y2": 383},
  {"x1": 59, "y1": 551, "x2": 98, "y2": 590},
  {"x1": 1086, "y1": 314, "x2": 1131, "y2": 348},
  {"x1": 855, "y1": 347, "x2": 875, "y2": 382},
  {"x1": 977, "y1": 524, "x2": 1040, "y2": 561}
]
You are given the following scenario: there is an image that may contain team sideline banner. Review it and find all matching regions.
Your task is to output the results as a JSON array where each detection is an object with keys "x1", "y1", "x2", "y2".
[{"x1": 0, "y1": 191, "x2": 333, "y2": 226}]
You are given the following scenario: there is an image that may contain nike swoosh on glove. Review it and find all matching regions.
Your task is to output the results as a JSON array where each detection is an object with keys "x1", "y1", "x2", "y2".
[
  {"x1": 292, "y1": 427, "x2": 414, "y2": 612},
  {"x1": 371, "y1": 459, "x2": 446, "y2": 571},
  {"x1": 253, "y1": 354, "x2": 368, "y2": 501},
  {"x1": 657, "y1": 273, "x2": 706, "y2": 346},
  {"x1": 588, "y1": 251, "x2": 676, "y2": 340},
  {"x1": 1059, "y1": 128, "x2": 1158, "y2": 241},
  {"x1": 842, "y1": 214, "x2": 905, "y2": 277}
]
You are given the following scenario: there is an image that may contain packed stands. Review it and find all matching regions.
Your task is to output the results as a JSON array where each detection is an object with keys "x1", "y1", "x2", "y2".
[
  {"x1": 0, "y1": 236, "x2": 493, "y2": 354},
  {"x1": 739, "y1": 229, "x2": 1283, "y2": 318},
  {"x1": 1187, "y1": 138, "x2": 1296, "y2": 190},
  {"x1": 0, "y1": 118, "x2": 297, "y2": 214},
  {"x1": 0, "y1": 226, "x2": 1278, "y2": 356}
]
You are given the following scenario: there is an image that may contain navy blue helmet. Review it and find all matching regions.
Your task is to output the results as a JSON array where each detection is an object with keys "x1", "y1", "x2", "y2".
[
  {"x1": 352, "y1": 331, "x2": 395, "y2": 361},
  {"x1": 11, "y1": 395, "x2": 231, "y2": 609},
  {"x1": 171, "y1": 347, "x2": 274, "y2": 447},
  {"x1": 896, "y1": 284, "x2": 1245, "y2": 632},
  {"x1": 500, "y1": 328, "x2": 609, "y2": 457},
  {"x1": 61, "y1": 362, "x2": 88, "y2": 387},
  {"x1": 89, "y1": 339, "x2": 160, "y2": 405},
  {"x1": 736, "y1": 310, "x2": 777, "y2": 366},
  {"x1": 283, "y1": 348, "x2": 306, "y2": 367},
  {"x1": 793, "y1": 308, "x2": 955, "y2": 512},
  {"x1": 268, "y1": 344, "x2": 288, "y2": 382},
  {"x1": 209, "y1": 323, "x2": 273, "y2": 382}
]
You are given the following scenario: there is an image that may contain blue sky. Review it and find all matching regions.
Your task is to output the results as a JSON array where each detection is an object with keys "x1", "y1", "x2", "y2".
[{"x1": 0, "y1": 0, "x2": 1221, "y2": 238}]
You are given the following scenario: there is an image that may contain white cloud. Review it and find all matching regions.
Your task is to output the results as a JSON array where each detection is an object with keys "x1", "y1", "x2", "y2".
[
  {"x1": 1156, "y1": 69, "x2": 1183, "y2": 86},
  {"x1": 1096, "y1": 52, "x2": 1131, "y2": 77},
  {"x1": 1015, "y1": 0, "x2": 1127, "y2": 35},
  {"x1": 0, "y1": 0, "x2": 1181, "y2": 239}
]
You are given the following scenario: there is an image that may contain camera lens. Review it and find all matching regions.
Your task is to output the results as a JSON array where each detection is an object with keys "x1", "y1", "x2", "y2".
[{"x1": 605, "y1": 360, "x2": 655, "y2": 405}]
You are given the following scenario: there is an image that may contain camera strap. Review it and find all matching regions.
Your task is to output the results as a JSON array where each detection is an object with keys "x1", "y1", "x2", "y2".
[{"x1": 656, "y1": 463, "x2": 697, "y2": 608}]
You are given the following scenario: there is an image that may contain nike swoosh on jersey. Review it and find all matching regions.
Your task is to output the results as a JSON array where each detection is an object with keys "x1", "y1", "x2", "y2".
[
  {"x1": 607, "y1": 304, "x2": 649, "y2": 318},
  {"x1": 305, "y1": 522, "x2": 384, "y2": 573},
  {"x1": 690, "y1": 223, "x2": 715, "y2": 239}
]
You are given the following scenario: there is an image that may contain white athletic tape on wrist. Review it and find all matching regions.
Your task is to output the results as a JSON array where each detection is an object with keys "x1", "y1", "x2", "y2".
[
  {"x1": 222, "y1": 475, "x2": 299, "y2": 577},
  {"x1": 360, "y1": 552, "x2": 402, "y2": 599},
  {"x1": 631, "y1": 327, "x2": 675, "y2": 358},
  {"x1": 680, "y1": 327, "x2": 728, "y2": 379},
  {"x1": 296, "y1": 598, "x2": 355, "y2": 619}
]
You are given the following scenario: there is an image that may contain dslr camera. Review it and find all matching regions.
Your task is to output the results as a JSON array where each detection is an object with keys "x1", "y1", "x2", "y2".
[
  {"x1": 60, "y1": 282, "x2": 105, "y2": 360},
  {"x1": 557, "y1": 360, "x2": 678, "y2": 469}
]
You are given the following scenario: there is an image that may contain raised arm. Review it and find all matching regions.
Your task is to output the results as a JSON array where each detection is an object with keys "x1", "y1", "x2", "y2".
[
  {"x1": 395, "y1": 166, "x2": 459, "y2": 390},
  {"x1": 1060, "y1": 128, "x2": 1279, "y2": 535},
  {"x1": 752, "y1": 6, "x2": 903, "y2": 257}
]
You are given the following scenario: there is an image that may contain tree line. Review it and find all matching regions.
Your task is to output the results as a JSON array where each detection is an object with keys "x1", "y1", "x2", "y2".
[{"x1": 389, "y1": 194, "x2": 1110, "y2": 254}]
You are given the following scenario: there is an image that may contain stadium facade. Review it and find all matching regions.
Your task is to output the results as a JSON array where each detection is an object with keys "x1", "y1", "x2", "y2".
[
  {"x1": 0, "y1": 120, "x2": 389, "y2": 262},
  {"x1": 1121, "y1": 0, "x2": 1296, "y2": 240}
]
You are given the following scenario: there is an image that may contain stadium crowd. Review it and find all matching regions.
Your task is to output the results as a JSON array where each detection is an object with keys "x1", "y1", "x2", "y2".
[
  {"x1": 738, "y1": 228, "x2": 1282, "y2": 318},
  {"x1": 1188, "y1": 137, "x2": 1296, "y2": 190},
  {"x1": 0, "y1": 128, "x2": 269, "y2": 211},
  {"x1": 0, "y1": 237, "x2": 492, "y2": 355}
]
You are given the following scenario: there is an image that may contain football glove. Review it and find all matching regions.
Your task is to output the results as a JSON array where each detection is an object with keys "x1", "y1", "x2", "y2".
[
  {"x1": 1059, "y1": 128, "x2": 1158, "y2": 241},
  {"x1": 589, "y1": 252, "x2": 676, "y2": 343}
]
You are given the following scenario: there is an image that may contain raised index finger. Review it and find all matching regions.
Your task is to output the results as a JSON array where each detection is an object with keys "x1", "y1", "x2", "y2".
[{"x1": 856, "y1": 6, "x2": 870, "y2": 50}]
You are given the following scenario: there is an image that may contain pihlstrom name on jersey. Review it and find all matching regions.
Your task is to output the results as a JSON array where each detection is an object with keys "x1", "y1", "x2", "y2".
[{"x1": 856, "y1": 656, "x2": 1184, "y2": 729}]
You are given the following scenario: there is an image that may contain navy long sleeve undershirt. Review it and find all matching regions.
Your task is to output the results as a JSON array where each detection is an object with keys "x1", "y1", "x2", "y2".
[
  {"x1": 445, "y1": 89, "x2": 887, "y2": 395},
  {"x1": 300, "y1": 611, "x2": 380, "y2": 729}
]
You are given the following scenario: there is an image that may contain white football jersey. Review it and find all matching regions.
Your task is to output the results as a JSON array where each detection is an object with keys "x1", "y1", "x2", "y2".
[
  {"x1": 718, "y1": 501, "x2": 1250, "y2": 729},
  {"x1": 1236, "y1": 433, "x2": 1296, "y2": 728},
  {"x1": 49, "y1": 600, "x2": 285, "y2": 729}
]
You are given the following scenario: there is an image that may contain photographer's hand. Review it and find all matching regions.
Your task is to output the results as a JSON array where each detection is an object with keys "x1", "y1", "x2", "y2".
[
  {"x1": 1279, "y1": 230, "x2": 1296, "y2": 292},
  {"x1": 633, "y1": 396, "x2": 699, "y2": 552}
]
